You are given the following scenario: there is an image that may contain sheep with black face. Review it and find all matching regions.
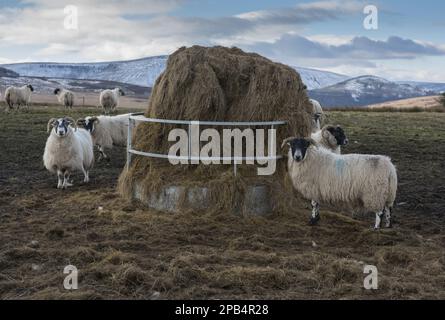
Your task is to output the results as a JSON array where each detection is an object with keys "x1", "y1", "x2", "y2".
[
  {"x1": 283, "y1": 137, "x2": 397, "y2": 229},
  {"x1": 54, "y1": 88, "x2": 75, "y2": 109},
  {"x1": 76, "y1": 113, "x2": 130, "y2": 161},
  {"x1": 311, "y1": 125, "x2": 349, "y2": 154},
  {"x1": 5, "y1": 85, "x2": 34, "y2": 112},
  {"x1": 43, "y1": 117, "x2": 94, "y2": 189}
]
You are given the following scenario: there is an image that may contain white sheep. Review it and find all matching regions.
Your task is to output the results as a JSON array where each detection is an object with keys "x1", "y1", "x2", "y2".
[
  {"x1": 43, "y1": 117, "x2": 94, "y2": 189},
  {"x1": 5, "y1": 85, "x2": 34, "y2": 112},
  {"x1": 76, "y1": 113, "x2": 130, "y2": 161},
  {"x1": 99, "y1": 88, "x2": 125, "y2": 114},
  {"x1": 283, "y1": 137, "x2": 397, "y2": 229},
  {"x1": 311, "y1": 125, "x2": 349, "y2": 154},
  {"x1": 54, "y1": 88, "x2": 75, "y2": 109},
  {"x1": 309, "y1": 99, "x2": 324, "y2": 133}
]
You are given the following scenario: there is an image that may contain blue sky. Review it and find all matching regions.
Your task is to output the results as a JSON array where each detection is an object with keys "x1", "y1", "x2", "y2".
[{"x1": 0, "y1": 0, "x2": 444, "y2": 81}]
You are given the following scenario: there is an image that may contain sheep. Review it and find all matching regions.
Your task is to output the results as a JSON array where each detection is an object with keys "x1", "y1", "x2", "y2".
[
  {"x1": 76, "y1": 113, "x2": 130, "y2": 161},
  {"x1": 99, "y1": 88, "x2": 125, "y2": 114},
  {"x1": 309, "y1": 98, "x2": 324, "y2": 133},
  {"x1": 43, "y1": 117, "x2": 94, "y2": 189},
  {"x1": 282, "y1": 137, "x2": 397, "y2": 229},
  {"x1": 54, "y1": 88, "x2": 75, "y2": 109},
  {"x1": 5, "y1": 85, "x2": 34, "y2": 112},
  {"x1": 311, "y1": 125, "x2": 349, "y2": 154}
]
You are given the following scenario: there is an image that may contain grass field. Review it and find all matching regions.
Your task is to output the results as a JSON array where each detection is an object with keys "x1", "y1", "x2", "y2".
[{"x1": 0, "y1": 105, "x2": 444, "y2": 299}]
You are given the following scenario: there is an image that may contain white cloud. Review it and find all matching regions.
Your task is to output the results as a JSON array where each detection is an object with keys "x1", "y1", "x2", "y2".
[{"x1": 306, "y1": 34, "x2": 355, "y2": 46}]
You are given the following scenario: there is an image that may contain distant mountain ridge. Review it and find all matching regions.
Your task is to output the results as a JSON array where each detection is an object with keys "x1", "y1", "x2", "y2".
[
  {"x1": 309, "y1": 75, "x2": 435, "y2": 108},
  {"x1": 1, "y1": 56, "x2": 168, "y2": 88},
  {"x1": 0, "y1": 67, "x2": 19, "y2": 77},
  {"x1": 1, "y1": 56, "x2": 348, "y2": 90},
  {"x1": 397, "y1": 81, "x2": 445, "y2": 94},
  {"x1": 295, "y1": 67, "x2": 349, "y2": 90}
]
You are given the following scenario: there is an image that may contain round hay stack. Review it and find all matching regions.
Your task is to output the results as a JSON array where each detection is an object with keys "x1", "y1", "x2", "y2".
[{"x1": 118, "y1": 46, "x2": 313, "y2": 215}]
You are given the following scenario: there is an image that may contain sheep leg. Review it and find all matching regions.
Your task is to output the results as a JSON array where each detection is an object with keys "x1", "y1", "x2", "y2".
[
  {"x1": 62, "y1": 171, "x2": 73, "y2": 189},
  {"x1": 384, "y1": 206, "x2": 392, "y2": 228},
  {"x1": 57, "y1": 170, "x2": 63, "y2": 189},
  {"x1": 97, "y1": 146, "x2": 108, "y2": 161},
  {"x1": 82, "y1": 166, "x2": 89, "y2": 183},
  {"x1": 309, "y1": 200, "x2": 320, "y2": 225},
  {"x1": 99, "y1": 146, "x2": 109, "y2": 161},
  {"x1": 374, "y1": 211, "x2": 384, "y2": 230}
]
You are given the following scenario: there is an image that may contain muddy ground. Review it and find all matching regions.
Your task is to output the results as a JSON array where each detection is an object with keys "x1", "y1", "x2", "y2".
[{"x1": 0, "y1": 105, "x2": 444, "y2": 299}]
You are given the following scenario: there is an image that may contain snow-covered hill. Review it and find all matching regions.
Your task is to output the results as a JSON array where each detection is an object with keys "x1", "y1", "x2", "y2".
[
  {"x1": 1, "y1": 56, "x2": 168, "y2": 88},
  {"x1": 1, "y1": 56, "x2": 349, "y2": 90},
  {"x1": 397, "y1": 81, "x2": 445, "y2": 94},
  {"x1": 309, "y1": 75, "x2": 434, "y2": 108},
  {"x1": 295, "y1": 67, "x2": 349, "y2": 90},
  {"x1": 0, "y1": 76, "x2": 150, "y2": 97},
  {"x1": 0, "y1": 67, "x2": 19, "y2": 78}
]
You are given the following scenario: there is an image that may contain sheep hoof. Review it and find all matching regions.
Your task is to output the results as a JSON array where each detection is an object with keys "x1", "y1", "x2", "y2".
[
  {"x1": 309, "y1": 216, "x2": 320, "y2": 226},
  {"x1": 63, "y1": 182, "x2": 73, "y2": 189}
]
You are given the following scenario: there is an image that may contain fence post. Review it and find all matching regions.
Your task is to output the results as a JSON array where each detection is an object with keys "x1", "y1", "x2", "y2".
[
  {"x1": 126, "y1": 116, "x2": 133, "y2": 170},
  {"x1": 188, "y1": 123, "x2": 192, "y2": 164}
]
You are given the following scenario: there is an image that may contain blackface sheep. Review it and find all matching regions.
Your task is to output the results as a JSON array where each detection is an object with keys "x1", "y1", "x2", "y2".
[
  {"x1": 99, "y1": 88, "x2": 125, "y2": 114},
  {"x1": 283, "y1": 137, "x2": 397, "y2": 229},
  {"x1": 5, "y1": 85, "x2": 34, "y2": 112},
  {"x1": 54, "y1": 88, "x2": 75, "y2": 109},
  {"x1": 76, "y1": 113, "x2": 129, "y2": 161},
  {"x1": 43, "y1": 117, "x2": 94, "y2": 189},
  {"x1": 311, "y1": 125, "x2": 349, "y2": 154},
  {"x1": 309, "y1": 99, "x2": 323, "y2": 133}
]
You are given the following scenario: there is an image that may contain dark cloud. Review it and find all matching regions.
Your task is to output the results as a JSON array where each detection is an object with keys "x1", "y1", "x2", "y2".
[
  {"x1": 247, "y1": 34, "x2": 445, "y2": 61},
  {"x1": 153, "y1": 1, "x2": 362, "y2": 40}
]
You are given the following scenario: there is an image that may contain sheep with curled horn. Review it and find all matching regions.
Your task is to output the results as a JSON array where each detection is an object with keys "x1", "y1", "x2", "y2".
[
  {"x1": 311, "y1": 125, "x2": 349, "y2": 154},
  {"x1": 43, "y1": 116, "x2": 94, "y2": 189},
  {"x1": 76, "y1": 113, "x2": 130, "y2": 161}
]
